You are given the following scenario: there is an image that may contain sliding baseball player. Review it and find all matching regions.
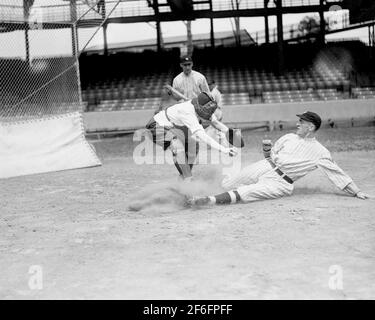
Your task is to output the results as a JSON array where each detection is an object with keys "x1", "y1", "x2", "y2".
[{"x1": 187, "y1": 111, "x2": 370, "y2": 206}]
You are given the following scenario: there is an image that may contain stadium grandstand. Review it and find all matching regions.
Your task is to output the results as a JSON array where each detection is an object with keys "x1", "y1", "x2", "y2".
[
  {"x1": 1, "y1": 0, "x2": 375, "y2": 134},
  {"x1": 76, "y1": 1, "x2": 375, "y2": 124}
]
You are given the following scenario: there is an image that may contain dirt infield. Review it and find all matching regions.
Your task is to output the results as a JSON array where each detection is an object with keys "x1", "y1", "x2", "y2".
[{"x1": 1, "y1": 126, "x2": 375, "y2": 299}]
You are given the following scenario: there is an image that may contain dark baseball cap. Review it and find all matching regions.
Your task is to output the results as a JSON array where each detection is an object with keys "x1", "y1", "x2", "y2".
[
  {"x1": 180, "y1": 55, "x2": 193, "y2": 64},
  {"x1": 297, "y1": 111, "x2": 322, "y2": 130},
  {"x1": 197, "y1": 91, "x2": 214, "y2": 106}
]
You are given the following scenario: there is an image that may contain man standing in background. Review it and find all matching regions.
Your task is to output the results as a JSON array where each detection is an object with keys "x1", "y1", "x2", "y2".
[{"x1": 172, "y1": 55, "x2": 210, "y2": 101}]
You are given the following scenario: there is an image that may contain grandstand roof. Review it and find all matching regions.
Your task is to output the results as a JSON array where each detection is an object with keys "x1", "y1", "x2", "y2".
[{"x1": 85, "y1": 29, "x2": 255, "y2": 54}]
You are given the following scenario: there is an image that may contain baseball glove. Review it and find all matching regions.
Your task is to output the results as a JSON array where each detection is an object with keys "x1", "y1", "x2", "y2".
[{"x1": 226, "y1": 128, "x2": 245, "y2": 148}]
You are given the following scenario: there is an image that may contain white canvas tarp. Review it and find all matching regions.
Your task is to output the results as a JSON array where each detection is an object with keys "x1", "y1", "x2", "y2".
[{"x1": 0, "y1": 112, "x2": 101, "y2": 179}]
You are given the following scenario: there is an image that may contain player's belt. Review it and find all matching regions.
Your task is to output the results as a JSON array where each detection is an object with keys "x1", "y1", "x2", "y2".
[{"x1": 266, "y1": 158, "x2": 293, "y2": 184}]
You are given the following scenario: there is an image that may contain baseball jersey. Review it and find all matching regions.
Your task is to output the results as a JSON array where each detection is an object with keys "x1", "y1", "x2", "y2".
[
  {"x1": 211, "y1": 86, "x2": 223, "y2": 109},
  {"x1": 154, "y1": 100, "x2": 204, "y2": 135},
  {"x1": 172, "y1": 70, "x2": 210, "y2": 99},
  {"x1": 271, "y1": 133, "x2": 353, "y2": 189}
]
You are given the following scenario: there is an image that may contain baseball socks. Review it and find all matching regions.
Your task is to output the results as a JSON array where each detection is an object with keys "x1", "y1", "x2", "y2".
[
  {"x1": 189, "y1": 190, "x2": 241, "y2": 206},
  {"x1": 173, "y1": 154, "x2": 192, "y2": 180}
]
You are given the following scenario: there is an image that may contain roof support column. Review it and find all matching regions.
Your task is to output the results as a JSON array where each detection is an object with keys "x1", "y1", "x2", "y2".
[
  {"x1": 102, "y1": 23, "x2": 108, "y2": 55},
  {"x1": 23, "y1": 0, "x2": 34, "y2": 64},
  {"x1": 275, "y1": 0, "x2": 284, "y2": 73},
  {"x1": 70, "y1": 0, "x2": 78, "y2": 57},
  {"x1": 153, "y1": 0, "x2": 162, "y2": 52},
  {"x1": 209, "y1": 0, "x2": 214, "y2": 48},
  {"x1": 369, "y1": 24, "x2": 375, "y2": 59},
  {"x1": 319, "y1": 0, "x2": 326, "y2": 45},
  {"x1": 264, "y1": 0, "x2": 269, "y2": 44}
]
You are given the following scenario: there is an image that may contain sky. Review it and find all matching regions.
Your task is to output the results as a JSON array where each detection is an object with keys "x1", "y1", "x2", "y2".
[{"x1": 0, "y1": 0, "x2": 370, "y2": 58}]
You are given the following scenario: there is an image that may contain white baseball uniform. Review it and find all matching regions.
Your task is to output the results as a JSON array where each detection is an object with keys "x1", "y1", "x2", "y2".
[
  {"x1": 150, "y1": 100, "x2": 229, "y2": 173},
  {"x1": 154, "y1": 100, "x2": 204, "y2": 134},
  {"x1": 210, "y1": 85, "x2": 223, "y2": 109},
  {"x1": 153, "y1": 100, "x2": 204, "y2": 160},
  {"x1": 222, "y1": 133, "x2": 355, "y2": 202},
  {"x1": 172, "y1": 70, "x2": 209, "y2": 100},
  {"x1": 205, "y1": 85, "x2": 227, "y2": 145}
]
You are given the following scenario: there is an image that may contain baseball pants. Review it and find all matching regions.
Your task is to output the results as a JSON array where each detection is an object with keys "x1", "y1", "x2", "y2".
[
  {"x1": 146, "y1": 118, "x2": 200, "y2": 177},
  {"x1": 222, "y1": 159, "x2": 294, "y2": 202},
  {"x1": 146, "y1": 119, "x2": 199, "y2": 162}
]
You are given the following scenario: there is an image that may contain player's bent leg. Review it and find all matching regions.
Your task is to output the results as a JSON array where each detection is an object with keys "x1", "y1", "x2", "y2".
[
  {"x1": 188, "y1": 175, "x2": 293, "y2": 207},
  {"x1": 186, "y1": 190, "x2": 241, "y2": 207},
  {"x1": 185, "y1": 137, "x2": 199, "y2": 171},
  {"x1": 221, "y1": 159, "x2": 272, "y2": 190},
  {"x1": 170, "y1": 137, "x2": 192, "y2": 179},
  {"x1": 236, "y1": 176, "x2": 294, "y2": 203}
]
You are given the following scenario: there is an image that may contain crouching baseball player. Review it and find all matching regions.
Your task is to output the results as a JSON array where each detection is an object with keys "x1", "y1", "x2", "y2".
[
  {"x1": 187, "y1": 111, "x2": 370, "y2": 206},
  {"x1": 146, "y1": 91, "x2": 239, "y2": 180}
]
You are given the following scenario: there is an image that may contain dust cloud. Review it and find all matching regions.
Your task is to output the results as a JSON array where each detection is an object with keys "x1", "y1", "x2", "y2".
[{"x1": 127, "y1": 166, "x2": 224, "y2": 212}]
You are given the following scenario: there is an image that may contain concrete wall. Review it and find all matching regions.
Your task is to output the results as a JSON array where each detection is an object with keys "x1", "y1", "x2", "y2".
[
  {"x1": 222, "y1": 99, "x2": 375, "y2": 123},
  {"x1": 84, "y1": 109, "x2": 154, "y2": 132},
  {"x1": 83, "y1": 99, "x2": 375, "y2": 133}
]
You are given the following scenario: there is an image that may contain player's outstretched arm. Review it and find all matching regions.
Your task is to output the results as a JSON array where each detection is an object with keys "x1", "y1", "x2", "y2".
[
  {"x1": 318, "y1": 157, "x2": 371, "y2": 200},
  {"x1": 209, "y1": 113, "x2": 229, "y2": 133},
  {"x1": 356, "y1": 192, "x2": 371, "y2": 200},
  {"x1": 343, "y1": 182, "x2": 371, "y2": 200},
  {"x1": 209, "y1": 114, "x2": 245, "y2": 148},
  {"x1": 193, "y1": 130, "x2": 237, "y2": 157}
]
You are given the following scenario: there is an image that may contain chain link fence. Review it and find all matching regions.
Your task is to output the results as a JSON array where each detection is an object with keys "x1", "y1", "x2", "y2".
[{"x1": 0, "y1": 0, "x2": 121, "y2": 122}]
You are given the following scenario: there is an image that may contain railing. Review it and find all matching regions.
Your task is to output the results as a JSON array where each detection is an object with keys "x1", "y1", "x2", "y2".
[
  {"x1": 0, "y1": 1, "x2": 155, "y2": 24},
  {"x1": 212, "y1": 0, "x2": 344, "y2": 11},
  {"x1": 0, "y1": 0, "x2": 344, "y2": 24},
  {"x1": 0, "y1": 4, "x2": 24, "y2": 22},
  {"x1": 250, "y1": 11, "x2": 358, "y2": 44}
]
